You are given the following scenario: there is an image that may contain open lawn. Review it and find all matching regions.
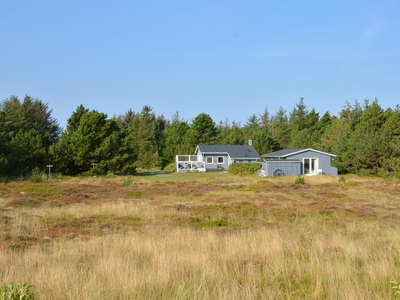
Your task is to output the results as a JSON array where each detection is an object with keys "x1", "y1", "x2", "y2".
[{"x1": 1, "y1": 172, "x2": 400, "y2": 299}]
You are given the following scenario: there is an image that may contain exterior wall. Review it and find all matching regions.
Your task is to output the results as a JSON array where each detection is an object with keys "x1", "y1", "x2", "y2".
[
  {"x1": 286, "y1": 150, "x2": 338, "y2": 176},
  {"x1": 202, "y1": 153, "x2": 229, "y2": 170},
  {"x1": 262, "y1": 161, "x2": 301, "y2": 176}
]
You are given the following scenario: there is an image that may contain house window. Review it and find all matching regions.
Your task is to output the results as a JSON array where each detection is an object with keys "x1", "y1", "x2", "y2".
[
  {"x1": 217, "y1": 156, "x2": 224, "y2": 164},
  {"x1": 206, "y1": 157, "x2": 213, "y2": 164}
]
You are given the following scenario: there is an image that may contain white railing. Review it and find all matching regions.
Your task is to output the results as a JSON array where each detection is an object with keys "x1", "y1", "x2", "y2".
[
  {"x1": 176, "y1": 155, "x2": 205, "y2": 172},
  {"x1": 177, "y1": 161, "x2": 206, "y2": 172}
]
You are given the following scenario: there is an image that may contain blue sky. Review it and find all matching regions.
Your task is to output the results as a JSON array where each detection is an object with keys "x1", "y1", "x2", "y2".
[{"x1": 1, "y1": 1, "x2": 399, "y2": 129}]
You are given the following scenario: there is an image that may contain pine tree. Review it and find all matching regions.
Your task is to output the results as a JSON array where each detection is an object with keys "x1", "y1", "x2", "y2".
[
  {"x1": 163, "y1": 121, "x2": 191, "y2": 162},
  {"x1": 51, "y1": 107, "x2": 136, "y2": 175},
  {"x1": 347, "y1": 99, "x2": 390, "y2": 175},
  {"x1": 186, "y1": 113, "x2": 218, "y2": 149},
  {"x1": 269, "y1": 107, "x2": 290, "y2": 149},
  {"x1": 0, "y1": 95, "x2": 60, "y2": 175}
]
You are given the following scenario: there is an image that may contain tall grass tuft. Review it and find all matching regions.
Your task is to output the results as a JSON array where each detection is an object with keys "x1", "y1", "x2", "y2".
[{"x1": 0, "y1": 282, "x2": 34, "y2": 300}]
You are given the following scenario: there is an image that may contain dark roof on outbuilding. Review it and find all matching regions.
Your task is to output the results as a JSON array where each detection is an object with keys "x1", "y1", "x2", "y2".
[
  {"x1": 264, "y1": 159, "x2": 301, "y2": 162},
  {"x1": 196, "y1": 145, "x2": 260, "y2": 159}
]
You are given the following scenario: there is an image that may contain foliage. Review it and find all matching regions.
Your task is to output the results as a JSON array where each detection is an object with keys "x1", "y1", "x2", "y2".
[
  {"x1": 0, "y1": 176, "x2": 11, "y2": 183},
  {"x1": 162, "y1": 162, "x2": 176, "y2": 172},
  {"x1": 0, "y1": 282, "x2": 34, "y2": 300},
  {"x1": 391, "y1": 279, "x2": 400, "y2": 297},
  {"x1": 338, "y1": 176, "x2": 346, "y2": 183},
  {"x1": 248, "y1": 126, "x2": 279, "y2": 155},
  {"x1": 346, "y1": 100, "x2": 390, "y2": 175},
  {"x1": 0, "y1": 95, "x2": 60, "y2": 175},
  {"x1": 269, "y1": 106, "x2": 290, "y2": 148},
  {"x1": 2, "y1": 95, "x2": 400, "y2": 178},
  {"x1": 186, "y1": 113, "x2": 218, "y2": 149},
  {"x1": 0, "y1": 95, "x2": 60, "y2": 143},
  {"x1": 125, "y1": 106, "x2": 166, "y2": 169},
  {"x1": 122, "y1": 175, "x2": 134, "y2": 187},
  {"x1": 163, "y1": 121, "x2": 191, "y2": 163},
  {"x1": 217, "y1": 120, "x2": 245, "y2": 145},
  {"x1": 51, "y1": 106, "x2": 137, "y2": 175},
  {"x1": 29, "y1": 167, "x2": 43, "y2": 183},
  {"x1": 0, "y1": 154, "x2": 8, "y2": 175},
  {"x1": 228, "y1": 163, "x2": 262, "y2": 174},
  {"x1": 294, "y1": 175, "x2": 305, "y2": 184}
]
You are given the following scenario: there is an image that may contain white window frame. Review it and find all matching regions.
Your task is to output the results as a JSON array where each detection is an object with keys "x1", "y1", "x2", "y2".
[
  {"x1": 206, "y1": 157, "x2": 213, "y2": 164},
  {"x1": 217, "y1": 156, "x2": 224, "y2": 164},
  {"x1": 303, "y1": 157, "x2": 319, "y2": 175}
]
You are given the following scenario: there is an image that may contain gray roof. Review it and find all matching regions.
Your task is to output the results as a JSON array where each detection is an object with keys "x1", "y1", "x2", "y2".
[
  {"x1": 264, "y1": 159, "x2": 301, "y2": 162},
  {"x1": 196, "y1": 145, "x2": 260, "y2": 159},
  {"x1": 262, "y1": 148, "x2": 336, "y2": 158}
]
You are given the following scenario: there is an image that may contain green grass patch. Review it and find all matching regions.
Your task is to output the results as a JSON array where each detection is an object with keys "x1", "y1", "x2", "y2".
[
  {"x1": 187, "y1": 218, "x2": 241, "y2": 230},
  {"x1": 126, "y1": 191, "x2": 152, "y2": 197},
  {"x1": 123, "y1": 216, "x2": 142, "y2": 222},
  {"x1": 89, "y1": 214, "x2": 114, "y2": 222}
]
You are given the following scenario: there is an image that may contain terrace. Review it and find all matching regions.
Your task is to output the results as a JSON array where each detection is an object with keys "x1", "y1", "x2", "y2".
[{"x1": 176, "y1": 155, "x2": 206, "y2": 172}]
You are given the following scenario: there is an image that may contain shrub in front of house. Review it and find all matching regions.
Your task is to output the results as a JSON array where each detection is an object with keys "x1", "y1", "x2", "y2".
[
  {"x1": 295, "y1": 175, "x2": 305, "y2": 184},
  {"x1": 162, "y1": 162, "x2": 176, "y2": 172},
  {"x1": 228, "y1": 163, "x2": 262, "y2": 174}
]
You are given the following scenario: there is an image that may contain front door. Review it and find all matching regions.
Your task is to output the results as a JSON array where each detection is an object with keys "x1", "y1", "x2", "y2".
[{"x1": 303, "y1": 158, "x2": 318, "y2": 175}]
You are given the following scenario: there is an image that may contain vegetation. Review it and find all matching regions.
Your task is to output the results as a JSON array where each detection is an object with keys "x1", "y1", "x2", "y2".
[
  {"x1": 228, "y1": 163, "x2": 262, "y2": 174},
  {"x1": 2, "y1": 87, "x2": 399, "y2": 298},
  {"x1": 294, "y1": 175, "x2": 305, "y2": 184},
  {"x1": 122, "y1": 175, "x2": 134, "y2": 186},
  {"x1": 29, "y1": 167, "x2": 43, "y2": 183},
  {"x1": 1, "y1": 173, "x2": 400, "y2": 298},
  {"x1": 1, "y1": 95, "x2": 400, "y2": 178},
  {"x1": 0, "y1": 282, "x2": 34, "y2": 300}
]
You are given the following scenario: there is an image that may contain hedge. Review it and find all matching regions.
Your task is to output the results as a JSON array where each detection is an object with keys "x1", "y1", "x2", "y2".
[{"x1": 228, "y1": 163, "x2": 262, "y2": 174}]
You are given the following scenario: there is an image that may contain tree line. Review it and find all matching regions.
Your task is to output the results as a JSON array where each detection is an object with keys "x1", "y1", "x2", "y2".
[{"x1": 0, "y1": 95, "x2": 399, "y2": 178}]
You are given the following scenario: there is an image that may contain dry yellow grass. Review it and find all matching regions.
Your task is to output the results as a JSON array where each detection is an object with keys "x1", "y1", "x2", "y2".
[{"x1": 1, "y1": 173, "x2": 400, "y2": 299}]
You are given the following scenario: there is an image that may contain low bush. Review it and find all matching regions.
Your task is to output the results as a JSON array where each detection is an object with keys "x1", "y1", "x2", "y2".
[
  {"x1": 162, "y1": 162, "x2": 176, "y2": 172},
  {"x1": 122, "y1": 175, "x2": 134, "y2": 186},
  {"x1": 29, "y1": 167, "x2": 43, "y2": 183},
  {"x1": 295, "y1": 175, "x2": 305, "y2": 184},
  {"x1": 228, "y1": 163, "x2": 262, "y2": 174},
  {"x1": 0, "y1": 176, "x2": 10, "y2": 183}
]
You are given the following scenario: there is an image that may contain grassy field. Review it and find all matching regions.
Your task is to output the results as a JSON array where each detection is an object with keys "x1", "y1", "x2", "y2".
[{"x1": 1, "y1": 172, "x2": 400, "y2": 299}]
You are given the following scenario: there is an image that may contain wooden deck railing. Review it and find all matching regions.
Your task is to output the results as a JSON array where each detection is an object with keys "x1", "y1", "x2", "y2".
[{"x1": 176, "y1": 155, "x2": 205, "y2": 172}]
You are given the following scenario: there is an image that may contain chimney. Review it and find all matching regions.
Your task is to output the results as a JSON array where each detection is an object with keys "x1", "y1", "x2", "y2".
[{"x1": 248, "y1": 140, "x2": 252, "y2": 146}]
